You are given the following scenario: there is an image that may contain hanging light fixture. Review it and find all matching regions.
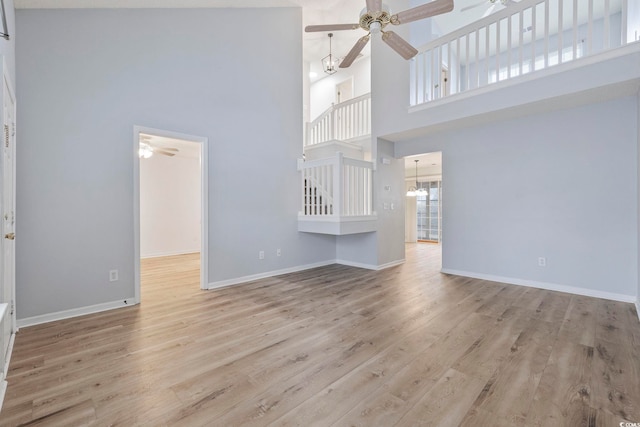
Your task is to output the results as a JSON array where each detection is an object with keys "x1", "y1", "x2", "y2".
[
  {"x1": 406, "y1": 159, "x2": 428, "y2": 197},
  {"x1": 322, "y1": 33, "x2": 338, "y2": 75}
]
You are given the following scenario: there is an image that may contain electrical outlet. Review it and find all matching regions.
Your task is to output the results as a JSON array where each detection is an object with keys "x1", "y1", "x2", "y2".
[
  {"x1": 538, "y1": 257, "x2": 546, "y2": 267},
  {"x1": 109, "y1": 269, "x2": 119, "y2": 282},
  {"x1": 277, "y1": 248, "x2": 281, "y2": 257},
  {"x1": 259, "y1": 251, "x2": 265, "y2": 260}
]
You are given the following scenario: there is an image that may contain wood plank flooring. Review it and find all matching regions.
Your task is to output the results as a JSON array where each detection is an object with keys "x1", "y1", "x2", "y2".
[{"x1": 1, "y1": 244, "x2": 639, "y2": 426}]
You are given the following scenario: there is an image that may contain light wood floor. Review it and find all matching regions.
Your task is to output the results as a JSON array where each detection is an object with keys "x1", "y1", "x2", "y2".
[{"x1": 1, "y1": 245, "x2": 640, "y2": 426}]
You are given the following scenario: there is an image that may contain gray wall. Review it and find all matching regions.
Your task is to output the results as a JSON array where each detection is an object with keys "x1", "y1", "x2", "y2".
[
  {"x1": 16, "y1": 8, "x2": 336, "y2": 319},
  {"x1": 396, "y1": 96, "x2": 638, "y2": 299},
  {"x1": 375, "y1": 138, "x2": 405, "y2": 266}
]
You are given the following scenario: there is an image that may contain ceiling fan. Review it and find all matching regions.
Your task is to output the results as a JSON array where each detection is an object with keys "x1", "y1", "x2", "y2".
[
  {"x1": 139, "y1": 135, "x2": 179, "y2": 159},
  {"x1": 460, "y1": 0, "x2": 517, "y2": 17},
  {"x1": 305, "y1": 0, "x2": 454, "y2": 68}
]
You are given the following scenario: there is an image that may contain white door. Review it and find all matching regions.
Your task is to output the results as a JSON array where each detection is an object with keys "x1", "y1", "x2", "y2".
[
  {"x1": 335, "y1": 78, "x2": 353, "y2": 104},
  {"x1": 1, "y1": 67, "x2": 16, "y2": 369}
]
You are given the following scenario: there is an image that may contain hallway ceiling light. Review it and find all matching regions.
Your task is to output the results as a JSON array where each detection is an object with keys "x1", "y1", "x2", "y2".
[{"x1": 322, "y1": 33, "x2": 338, "y2": 75}]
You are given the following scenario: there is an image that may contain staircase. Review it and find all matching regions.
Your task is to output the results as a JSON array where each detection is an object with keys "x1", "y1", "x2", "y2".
[{"x1": 299, "y1": 93, "x2": 376, "y2": 235}]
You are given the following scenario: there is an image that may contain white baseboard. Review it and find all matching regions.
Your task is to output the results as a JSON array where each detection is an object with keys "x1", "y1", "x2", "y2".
[
  {"x1": 335, "y1": 259, "x2": 378, "y2": 270},
  {"x1": 17, "y1": 298, "x2": 138, "y2": 329},
  {"x1": 376, "y1": 259, "x2": 406, "y2": 270},
  {"x1": 207, "y1": 260, "x2": 336, "y2": 290},
  {"x1": 441, "y1": 268, "x2": 637, "y2": 303},
  {"x1": 336, "y1": 258, "x2": 405, "y2": 271},
  {"x1": 141, "y1": 250, "x2": 199, "y2": 259},
  {"x1": 208, "y1": 258, "x2": 406, "y2": 290},
  {"x1": 636, "y1": 300, "x2": 640, "y2": 323}
]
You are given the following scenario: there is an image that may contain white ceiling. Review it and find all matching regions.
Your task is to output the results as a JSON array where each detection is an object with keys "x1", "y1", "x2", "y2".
[{"x1": 405, "y1": 152, "x2": 442, "y2": 176}]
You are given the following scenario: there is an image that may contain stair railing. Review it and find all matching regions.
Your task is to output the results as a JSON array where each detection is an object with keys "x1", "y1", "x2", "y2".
[
  {"x1": 305, "y1": 93, "x2": 371, "y2": 147},
  {"x1": 299, "y1": 152, "x2": 374, "y2": 218},
  {"x1": 410, "y1": 0, "x2": 633, "y2": 106}
]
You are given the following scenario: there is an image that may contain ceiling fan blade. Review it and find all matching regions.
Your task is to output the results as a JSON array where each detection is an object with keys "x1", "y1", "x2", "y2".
[
  {"x1": 155, "y1": 149, "x2": 177, "y2": 157},
  {"x1": 366, "y1": 0, "x2": 382, "y2": 13},
  {"x1": 391, "y1": 0, "x2": 454, "y2": 25},
  {"x1": 305, "y1": 24, "x2": 360, "y2": 32},
  {"x1": 382, "y1": 31, "x2": 419, "y2": 60},
  {"x1": 482, "y1": 3, "x2": 497, "y2": 17},
  {"x1": 460, "y1": 0, "x2": 488, "y2": 12},
  {"x1": 339, "y1": 35, "x2": 370, "y2": 68}
]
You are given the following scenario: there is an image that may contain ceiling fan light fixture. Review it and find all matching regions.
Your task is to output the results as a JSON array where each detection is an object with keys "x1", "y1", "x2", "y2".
[
  {"x1": 322, "y1": 33, "x2": 338, "y2": 75},
  {"x1": 305, "y1": 0, "x2": 454, "y2": 67},
  {"x1": 138, "y1": 143, "x2": 153, "y2": 159}
]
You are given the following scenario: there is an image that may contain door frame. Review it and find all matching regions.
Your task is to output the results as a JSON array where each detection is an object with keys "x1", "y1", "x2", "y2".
[
  {"x1": 2, "y1": 58, "x2": 15, "y2": 330},
  {"x1": 133, "y1": 125, "x2": 209, "y2": 303},
  {"x1": 0, "y1": 56, "x2": 16, "y2": 390}
]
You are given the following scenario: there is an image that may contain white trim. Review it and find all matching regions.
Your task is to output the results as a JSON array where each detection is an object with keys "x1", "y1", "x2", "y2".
[
  {"x1": 208, "y1": 258, "x2": 406, "y2": 290},
  {"x1": 1, "y1": 331, "x2": 14, "y2": 413},
  {"x1": 377, "y1": 259, "x2": 406, "y2": 270},
  {"x1": 335, "y1": 259, "x2": 378, "y2": 270},
  {"x1": 409, "y1": 42, "x2": 640, "y2": 114},
  {"x1": 0, "y1": 379, "x2": 6, "y2": 414},
  {"x1": 336, "y1": 258, "x2": 405, "y2": 271},
  {"x1": 207, "y1": 260, "x2": 336, "y2": 290},
  {"x1": 141, "y1": 250, "x2": 199, "y2": 259},
  {"x1": 441, "y1": 268, "x2": 637, "y2": 303},
  {"x1": 2, "y1": 331, "x2": 14, "y2": 383},
  {"x1": 636, "y1": 300, "x2": 640, "y2": 323},
  {"x1": 133, "y1": 125, "x2": 209, "y2": 300},
  {"x1": 17, "y1": 299, "x2": 136, "y2": 329},
  {"x1": 297, "y1": 214, "x2": 378, "y2": 223}
]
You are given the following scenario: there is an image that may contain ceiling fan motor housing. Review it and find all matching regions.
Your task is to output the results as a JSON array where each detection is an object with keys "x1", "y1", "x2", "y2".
[{"x1": 359, "y1": 9, "x2": 391, "y2": 33}]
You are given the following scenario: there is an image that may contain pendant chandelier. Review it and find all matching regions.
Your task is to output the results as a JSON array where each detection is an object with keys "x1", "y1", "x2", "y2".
[
  {"x1": 322, "y1": 33, "x2": 338, "y2": 75},
  {"x1": 406, "y1": 159, "x2": 428, "y2": 197}
]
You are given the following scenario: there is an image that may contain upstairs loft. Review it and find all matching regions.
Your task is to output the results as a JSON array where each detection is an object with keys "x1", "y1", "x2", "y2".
[
  {"x1": 384, "y1": 0, "x2": 640, "y2": 141},
  {"x1": 410, "y1": 0, "x2": 635, "y2": 106},
  {"x1": 299, "y1": 0, "x2": 640, "y2": 235}
]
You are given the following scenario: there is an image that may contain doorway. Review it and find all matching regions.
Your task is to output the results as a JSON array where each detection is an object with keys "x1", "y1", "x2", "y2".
[
  {"x1": 335, "y1": 77, "x2": 353, "y2": 104},
  {"x1": 133, "y1": 126, "x2": 208, "y2": 303},
  {"x1": 1, "y1": 62, "x2": 16, "y2": 379},
  {"x1": 404, "y1": 152, "x2": 442, "y2": 245}
]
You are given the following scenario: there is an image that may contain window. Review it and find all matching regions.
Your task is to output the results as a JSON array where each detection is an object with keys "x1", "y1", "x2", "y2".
[{"x1": 416, "y1": 180, "x2": 442, "y2": 242}]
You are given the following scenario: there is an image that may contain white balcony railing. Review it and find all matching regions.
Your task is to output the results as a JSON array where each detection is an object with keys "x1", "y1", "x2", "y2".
[
  {"x1": 306, "y1": 93, "x2": 371, "y2": 147},
  {"x1": 300, "y1": 152, "x2": 374, "y2": 218},
  {"x1": 410, "y1": 0, "x2": 633, "y2": 106}
]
